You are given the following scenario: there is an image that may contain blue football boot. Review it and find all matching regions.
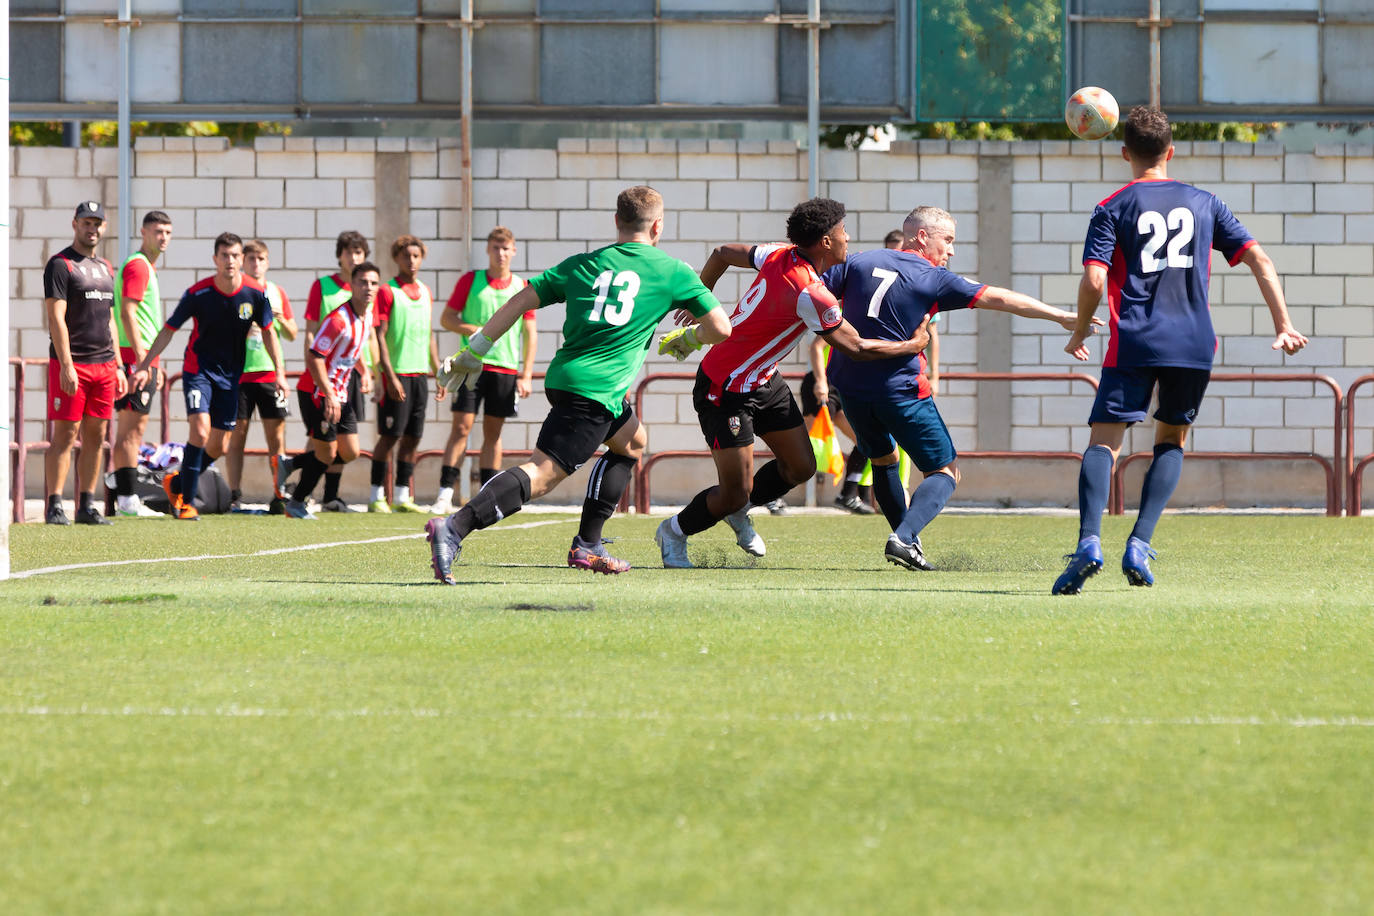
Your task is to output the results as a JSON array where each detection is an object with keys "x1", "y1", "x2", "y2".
[
  {"x1": 1052, "y1": 535, "x2": 1103, "y2": 595},
  {"x1": 1122, "y1": 536, "x2": 1158, "y2": 587}
]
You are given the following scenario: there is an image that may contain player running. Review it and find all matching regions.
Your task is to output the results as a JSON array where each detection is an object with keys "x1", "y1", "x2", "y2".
[
  {"x1": 425, "y1": 186, "x2": 731, "y2": 583},
  {"x1": 369, "y1": 235, "x2": 441, "y2": 514},
  {"x1": 1052, "y1": 106, "x2": 1308, "y2": 594},
  {"x1": 132, "y1": 233, "x2": 287, "y2": 520},
  {"x1": 822, "y1": 206, "x2": 1096, "y2": 571},
  {"x1": 282, "y1": 262, "x2": 379, "y2": 520},
  {"x1": 652, "y1": 197, "x2": 930, "y2": 569}
]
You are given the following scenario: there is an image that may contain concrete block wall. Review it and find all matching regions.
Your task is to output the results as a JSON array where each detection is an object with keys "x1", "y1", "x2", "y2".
[{"x1": 10, "y1": 136, "x2": 1373, "y2": 508}]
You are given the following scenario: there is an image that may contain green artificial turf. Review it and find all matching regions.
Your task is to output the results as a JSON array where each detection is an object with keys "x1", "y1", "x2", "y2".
[{"x1": 2, "y1": 512, "x2": 1372, "y2": 914}]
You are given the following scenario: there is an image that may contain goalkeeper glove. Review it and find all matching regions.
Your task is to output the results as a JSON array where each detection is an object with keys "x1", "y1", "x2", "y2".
[
  {"x1": 657, "y1": 326, "x2": 704, "y2": 361},
  {"x1": 436, "y1": 347, "x2": 484, "y2": 392}
]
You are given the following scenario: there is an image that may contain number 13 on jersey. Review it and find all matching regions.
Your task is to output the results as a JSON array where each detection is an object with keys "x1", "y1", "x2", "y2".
[{"x1": 590, "y1": 270, "x2": 640, "y2": 325}]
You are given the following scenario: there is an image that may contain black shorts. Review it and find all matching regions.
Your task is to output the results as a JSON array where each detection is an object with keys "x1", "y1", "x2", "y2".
[
  {"x1": 693, "y1": 368, "x2": 804, "y2": 450},
  {"x1": 799, "y1": 370, "x2": 842, "y2": 418},
  {"x1": 299, "y1": 388, "x2": 359, "y2": 443},
  {"x1": 1089, "y1": 366, "x2": 1212, "y2": 426},
  {"x1": 348, "y1": 371, "x2": 366, "y2": 423},
  {"x1": 451, "y1": 368, "x2": 519, "y2": 419},
  {"x1": 114, "y1": 365, "x2": 160, "y2": 415},
  {"x1": 377, "y1": 374, "x2": 429, "y2": 438},
  {"x1": 534, "y1": 388, "x2": 635, "y2": 475},
  {"x1": 238, "y1": 380, "x2": 291, "y2": 421}
]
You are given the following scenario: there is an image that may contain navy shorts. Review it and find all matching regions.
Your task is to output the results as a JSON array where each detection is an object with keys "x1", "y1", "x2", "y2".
[
  {"x1": 1089, "y1": 366, "x2": 1211, "y2": 426},
  {"x1": 183, "y1": 372, "x2": 239, "y2": 431},
  {"x1": 839, "y1": 392, "x2": 956, "y2": 475}
]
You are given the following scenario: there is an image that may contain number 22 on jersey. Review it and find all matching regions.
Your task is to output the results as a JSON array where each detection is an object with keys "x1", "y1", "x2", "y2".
[{"x1": 1137, "y1": 207, "x2": 1195, "y2": 273}]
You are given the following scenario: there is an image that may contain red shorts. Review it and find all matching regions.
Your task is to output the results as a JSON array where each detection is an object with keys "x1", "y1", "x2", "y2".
[{"x1": 48, "y1": 358, "x2": 119, "y2": 422}]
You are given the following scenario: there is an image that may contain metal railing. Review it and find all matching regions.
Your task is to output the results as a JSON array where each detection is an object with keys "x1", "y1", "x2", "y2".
[{"x1": 1345, "y1": 374, "x2": 1374, "y2": 517}]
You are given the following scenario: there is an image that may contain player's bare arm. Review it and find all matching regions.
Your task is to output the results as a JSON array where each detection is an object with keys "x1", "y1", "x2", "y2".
[
  {"x1": 118, "y1": 293, "x2": 146, "y2": 369},
  {"x1": 657, "y1": 304, "x2": 732, "y2": 359},
  {"x1": 108, "y1": 308, "x2": 129, "y2": 399},
  {"x1": 305, "y1": 348, "x2": 341, "y2": 424},
  {"x1": 439, "y1": 307, "x2": 481, "y2": 338},
  {"x1": 1064, "y1": 262, "x2": 1109, "y2": 361},
  {"x1": 808, "y1": 335, "x2": 829, "y2": 403},
  {"x1": 132, "y1": 324, "x2": 178, "y2": 391},
  {"x1": 821, "y1": 316, "x2": 931, "y2": 362},
  {"x1": 276, "y1": 312, "x2": 299, "y2": 342},
  {"x1": 376, "y1": 319, "x2": 406, "y2": 401},
  {"x1": 261, "y1": 321, "x2": 290, "y2": 400},
  {"x1": 519, "y1": 313, "x2": 537, "y2": 398},
  {"x1": 699, "y1": 243, "x2": 757, "y2": 291},
  {"x1": 45, "y1": 297, "x2": 79, "y2": 395},
  {"x1": 1240, "y1": 244, "x2": 1309, "y2": 355}
]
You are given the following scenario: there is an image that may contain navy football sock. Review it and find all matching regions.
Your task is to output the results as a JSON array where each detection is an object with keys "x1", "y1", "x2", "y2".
[
  {"x1": 452, "y1": 467, "x2": 531, "y2": 538},
  {"x1": 292, "y1": 454, "x2": 327, "y2": 503},
  {"x1": 1077, "y1": 444, "x2": 1115, "y2": 542},
  {"x1": 1130, "y1": 442, "x2": 1184, "y2": 544},
  {"x1": 870, "y1": 462, "x2": 907, "y2": 530},
  {"x1": 895, "y1": 471, "x2": 956, "y2": 543},
  {"x1": 578, "y1": 452, "x2": 637, "y2": 544},
  {"x1": 180, "y1": 444, "x2": 205, "y2": 508},
  {"x1": 839, "y1": 450, "x2": 867, "y2": 499}
]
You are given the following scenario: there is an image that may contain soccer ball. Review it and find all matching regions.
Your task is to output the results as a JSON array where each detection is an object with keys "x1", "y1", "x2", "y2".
[{"x1": 1064, "y1": 87, "x2": 1119, "y2": 141}]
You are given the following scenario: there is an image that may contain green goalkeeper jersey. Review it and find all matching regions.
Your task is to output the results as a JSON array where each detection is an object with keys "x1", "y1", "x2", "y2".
[{"x1": 529, "y1": 242, "x2": 720, "y2": 413}]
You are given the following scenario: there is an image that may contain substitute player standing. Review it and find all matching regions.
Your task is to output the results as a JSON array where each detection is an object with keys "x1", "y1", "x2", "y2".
[
  {"x1": 282, "y1": 262, "x2": 377, "y2": 519},
  {"x1": 433, "y1": 226, "x2": 534, "y2": 514},
  {"x1": 369, "y1": 235, "x2": 441, "y2": 513},
  {"x1": 225, "y1": 239, "x2": 298, "y2": 511},
  {"x1": 1052, "y1": 106, "x2": 1308, "y2": 594},
  {"x1": 132, "y1": 233, "x2": 288, "y2": 520},
  {"x1": 42, "y1": 201, "x2": 128, "y2": 525},
  {"x1": 426, "y1": 186, "x2": 731, "y2": 582},
  {"x1": 111, "y1": 210, "x2": 173, "y2": 517},
  {"x1": 823, "y1": 206, "x2": 1094, "y2": 571},
  {"x1": 653, "y1": 197, "x2": 930, "y2": 569}
]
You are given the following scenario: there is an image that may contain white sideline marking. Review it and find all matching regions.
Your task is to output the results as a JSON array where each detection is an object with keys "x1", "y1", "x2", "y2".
[
  {"x1": 0, "y1": 705, "x2": 1370, "y2": 728},
  {"x1": 9, "y1": 518, "x2": 573, "y2": 579}
]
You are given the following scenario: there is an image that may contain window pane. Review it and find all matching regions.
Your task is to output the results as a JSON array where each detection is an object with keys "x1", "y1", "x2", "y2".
[
  {"x1": 660, "y1": 25, "x2": 778, "y2": 105},
  {"x1": 10, "y1": 23, "x2": 61, "y2": 103},
  {"x1": 303, "y1": 25, "x2": 419, "y2": 103},
  {"x1": 540, "y1": 25, "x2": 654, "y2": 105},
  {"x1": 184, "y1": 24, "x2": 299, "y2": 104}
]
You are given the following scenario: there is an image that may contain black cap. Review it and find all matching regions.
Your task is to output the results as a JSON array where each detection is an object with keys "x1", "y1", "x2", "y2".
[{"x1": 74, "y1": 200, "x2": 106, "y2": 221}]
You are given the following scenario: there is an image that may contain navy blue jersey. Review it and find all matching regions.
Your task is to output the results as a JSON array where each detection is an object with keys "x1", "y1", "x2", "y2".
[
  {"x1": 1084, "y1": 179, "x2": 1254, "y2": 370},
  {"x1": 168, "y1": 276, "x2": 274, "y2": 387},
  {"x1": 821, "y1": 249, "x2": 984, "y2": 400}
]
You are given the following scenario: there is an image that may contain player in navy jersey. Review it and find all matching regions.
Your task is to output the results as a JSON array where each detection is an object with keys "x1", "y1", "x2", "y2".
[
  {"x1": 823, "y1": 206, "x2": 1093, "y2": 572},
  {"x1": 1052, "y1": 106, "x2": 1308, "y2": 594},
  {"x1": 133, "y1": 232, "x2": 287, "y2": 519}
]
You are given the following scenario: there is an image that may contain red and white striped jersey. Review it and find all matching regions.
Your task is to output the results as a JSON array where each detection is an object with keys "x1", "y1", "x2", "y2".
[
  {"x1": 699, "y1": 244, "x2": 843, "y2": 399},
  {"x1": 298, "y1": 301, "x2": 367, "y2": 404}
]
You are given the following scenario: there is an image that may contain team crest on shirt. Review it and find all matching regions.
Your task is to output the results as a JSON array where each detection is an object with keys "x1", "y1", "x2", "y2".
[
  {"x1": 821, "y1": 305, "x2": 842, "y2": 325},
  {"x1": 728, "y1": 416, "x2": 741, "y2": 435},
  {"x1": 238, "y1": 302, "x2": 253, "y2": 320}
]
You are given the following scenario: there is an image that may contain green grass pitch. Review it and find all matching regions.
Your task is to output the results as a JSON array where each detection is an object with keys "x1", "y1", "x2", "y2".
[{"x1": 3, "y1": 511, "x2": 1373, "y2": 914}]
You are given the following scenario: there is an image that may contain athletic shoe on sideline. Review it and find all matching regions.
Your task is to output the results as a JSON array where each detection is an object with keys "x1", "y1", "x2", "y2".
[
  {"x1": 724, "y1": 507, "x2": 766, "y2": 557},
  {"x1": 268, "y1": 496, "x2": 286, "y2": 516},
  {"x1": 1122, "y1": 536, "x2": 1158, "y2": 587},
  {"x1": 45, "y1": 503, "x2": 71, "y2": 526},
  {"x1": 835, "y1": 494, "x2": 876, "y2": 515},
  {"x1": 765, "y1": 498, "x2": 788, "y2": 516},
  {"x1": 284, "y1": 499, "x2": 317, "y2": 520},
  {"x1": 655, "y1": 518, "x2": 694, "y2": 569},
  {"x1": 74, "y1": 505, "x2": 113, "y2": 526},
  {"x1": 162, "y1": 469, "x2": 180, "y2": 503},
  {"x1": 391, "y1": 500, "x2": 424, "y2": 513},
  {"x1": 1052, "y1": 535, "x2": 1103, "y2": 595},
  {"x1": 272, "y1": 454, "x2": 293, "y2": 499},
  {"x1": 567, "y1": 535, "x2": 631, "y2": 575},
  {"x1": 429, "y1": 495, "x2": 454, "y2": 515},
  {"x1": 368, "y1": 499, "x2": 392, "y2": 513},
  {"x1": 884, "y1": 533, "x2": 934, "y2": 571},
  {"x1": 425, "y1": 517, "x2": 462, "y2": 585},
  {"x1": 171, "y1": 502, "x2": 199, "y2": 521},
  {"x1": 117, "y1": 495, "x2": 164, "y2": 518},
  {"x1": 322, "y1": 498, "x2": 353, "y2": 513}
]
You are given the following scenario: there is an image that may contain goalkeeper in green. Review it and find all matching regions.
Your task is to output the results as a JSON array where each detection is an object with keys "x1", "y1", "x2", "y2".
[{"x1": 426, "y1": 186, "x2": 732, "y2": 583}]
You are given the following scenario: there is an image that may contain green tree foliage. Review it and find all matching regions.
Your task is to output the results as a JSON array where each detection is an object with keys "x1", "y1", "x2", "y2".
[{"x1": 8, "y1": 121, "x2": 290, "y2": 147}]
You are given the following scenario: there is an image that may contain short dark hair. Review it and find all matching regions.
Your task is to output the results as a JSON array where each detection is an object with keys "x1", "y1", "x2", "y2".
[
  {"x1": 142, "y1": 210, "x2": 172, "y2": 227},
  {"x1": 335, "y1": 230, "x2": 370, "y2": 259},
  {"x1": 615, "y1": 186, "x2": 664, "y2": 232},
  {"x1": 786, "y1": 198, "x2": 846, "y2": 248},
  {"x1": 214, "y1": 232, "x2": 243, "y2": 255},
  {"x1": 391, "y1": 234, "x2": 427, "y2": 261},
  {"x1": 352, "y1": 261, "x2": 381, "y2": 281},
  {"x1": 884, "y1": 229, "x2": 904, "y2": 247},
  {"x1": 1123, "y1": 106, "x2": 1172, "y2": 161}
]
